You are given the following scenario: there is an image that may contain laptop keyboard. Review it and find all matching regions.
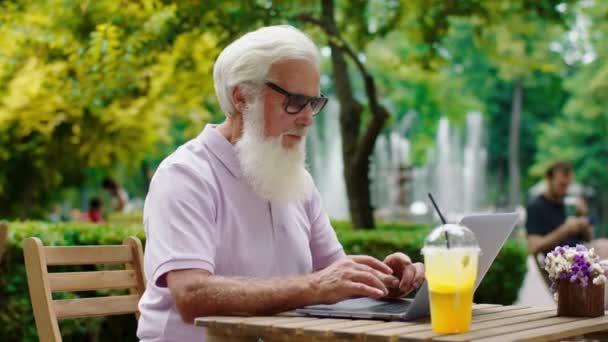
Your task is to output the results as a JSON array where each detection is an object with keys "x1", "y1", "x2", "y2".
[{"x1": 366, "y1": 301, "x2": 411, "y2": 313}]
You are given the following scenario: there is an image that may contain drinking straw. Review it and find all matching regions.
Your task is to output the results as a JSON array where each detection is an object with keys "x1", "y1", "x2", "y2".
[{"x1": 428, "y1": 193, "x2": 450, "y2": 248}]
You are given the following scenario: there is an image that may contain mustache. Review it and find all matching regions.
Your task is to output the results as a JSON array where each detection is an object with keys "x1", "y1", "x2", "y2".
[{"x1": 283, "y1": 126, "x2": 308, "y2": 136}]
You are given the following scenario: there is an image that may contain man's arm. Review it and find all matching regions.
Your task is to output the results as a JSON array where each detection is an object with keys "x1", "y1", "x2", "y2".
[
  {"x1": 168, "y1": 256, "x2": 396, "y2": 323},
  {"x1": 527, "y1": 217, "x2": 586, "y2": 254},
  {"x1": 580, "y1": 217, "x2": 593, "y2": 242}
]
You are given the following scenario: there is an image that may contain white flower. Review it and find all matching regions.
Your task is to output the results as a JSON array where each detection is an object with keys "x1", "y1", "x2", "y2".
[
  {"x1": 593, "y1": 275, "x2": 607, "y2": 285},
  {"x1": 592, "y1": 264, "x2": 603, "y2": 274},
  {"x1": 588, "y1": 248, "x2": 597, "y2": 258}
]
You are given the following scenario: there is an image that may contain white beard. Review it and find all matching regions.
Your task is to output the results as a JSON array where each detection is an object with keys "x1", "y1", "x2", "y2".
[{"x1": 235, "y1": 99, "x2": 314, "y2": 203}]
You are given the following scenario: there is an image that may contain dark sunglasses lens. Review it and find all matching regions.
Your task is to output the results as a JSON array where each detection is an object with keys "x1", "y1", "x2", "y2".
[
  {"x1": 286, "y1": 95, "x2": 309, "y2": 114},
  {"x1": 311, "y1": 97, "x2": 328, "y2": 114}
]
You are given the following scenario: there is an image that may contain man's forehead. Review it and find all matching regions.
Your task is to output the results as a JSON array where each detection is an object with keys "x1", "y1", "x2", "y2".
[
  {"x1": 268, "y1": 60, "x2": 320, "y2": 87},
  {"x1": 554, "y1": 171, "x2": 573, "y2": 181}
]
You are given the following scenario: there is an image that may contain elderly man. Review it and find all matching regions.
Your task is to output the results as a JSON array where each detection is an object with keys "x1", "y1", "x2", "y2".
[{"x1": 137, "y1": 25, "x2": 425, "y2": 341}]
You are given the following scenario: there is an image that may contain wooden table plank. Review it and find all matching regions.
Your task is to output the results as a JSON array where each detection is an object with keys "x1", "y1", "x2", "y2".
[
  {"x1": 433, "y1": 316, "x2": 580, "y2": 342},
  {"x1": 332, "y1": 321, "x2": 423, "y2": 339},
  {"x1": 196, "y1": 305, "x2": 608, "y2": 342},
  {"x1": 243, "y1": 316, "x2": 318, "y2": 327},
  {"x1": 300, "y1": 319, "x2": 386, "y2": 338},
  {"x1": 471, "y1": 305, "x2": 529, "y2": 316},
  {"x1": 205, "y1": 316, "x2": 314, "y2": 338},
  {"x1": 468, "y1": 307, "x2": 554, "y2": 324},
  {"x1": 473, "y1": 314, "x2": 608, "y2": 342},
  {"x1": 470, "y1": 304, "x2": 502, "y2": 310},
  {"x1": 268, "y1": 318, "x2": 353, "y2": 337},
  {"x1": 365, "y1": 323, "x2": 435, "y2": 342},
  {"x1": 328, "y1": 308, "x2": 509, "y2": 340},
  {"x1": 401, "y1": 309, "x2": 556, "y2": 341},
  {"x1": 332, "y1": 307, "x2": 533, "y2": 342},
  {"x1": 379, "y1": 308, "x2": 544, "y2": 342}
]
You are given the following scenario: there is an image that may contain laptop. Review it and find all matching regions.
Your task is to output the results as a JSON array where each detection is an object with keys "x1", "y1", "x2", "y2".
[{"x1": 296, "y1": 213, "x2": 519, "y2": 321}]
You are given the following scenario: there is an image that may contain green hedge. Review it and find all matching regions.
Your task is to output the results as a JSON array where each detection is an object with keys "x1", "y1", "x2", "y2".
[{"x1": 0, "y1": 220, "x2": 527, "y2": 341}]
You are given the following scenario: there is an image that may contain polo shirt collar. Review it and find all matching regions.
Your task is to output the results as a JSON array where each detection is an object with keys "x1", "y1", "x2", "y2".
[{"x1": 198, "y1": 124, "x2": 242, "y2": 179}]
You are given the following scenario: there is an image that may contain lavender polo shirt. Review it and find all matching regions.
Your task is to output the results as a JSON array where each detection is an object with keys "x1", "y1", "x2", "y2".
[{"x1": 137, "y1": 124, "x2": 345, "y2": 341}]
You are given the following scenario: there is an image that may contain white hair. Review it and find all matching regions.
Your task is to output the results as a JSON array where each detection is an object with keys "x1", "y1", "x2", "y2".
[{"x1": 213, "y1": 25, "x2": 320, "y2": 116}]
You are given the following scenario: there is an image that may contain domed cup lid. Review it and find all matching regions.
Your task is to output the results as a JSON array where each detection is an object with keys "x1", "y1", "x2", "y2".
[{"x1": 421, "y1": 223, "x2": 480, "y2": 252}]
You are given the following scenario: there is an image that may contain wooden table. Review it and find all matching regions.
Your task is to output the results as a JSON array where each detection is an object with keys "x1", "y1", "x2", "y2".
[{"x1": 195, "y1": 304, "x2": 608, "y2": 341}]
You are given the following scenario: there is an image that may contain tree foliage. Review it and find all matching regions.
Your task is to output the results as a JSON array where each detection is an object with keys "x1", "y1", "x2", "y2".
[
  {"x1": 533, "y1": 1, "x2": 608, "y2": 231},
  {"x1": 0, "y1": 0, "x2": 604, "y2": 227},
  {"x1": 0, "y1": 0, "x2": 257, "y2": 218}
]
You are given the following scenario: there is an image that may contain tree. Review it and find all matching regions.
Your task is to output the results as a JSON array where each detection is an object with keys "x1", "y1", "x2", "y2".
[
  {"x1": 0, "y1": 0, "x2": 265, "y2": 218},
  {"x1": 441, "y1": 18, "x2": 569, "y2": 207},
  {"x1": 296, "y1": 0, "x2": 574, "y2": 228},
  {"x1": 471, "y1": 2, "x2": 575, "y2": 209}
]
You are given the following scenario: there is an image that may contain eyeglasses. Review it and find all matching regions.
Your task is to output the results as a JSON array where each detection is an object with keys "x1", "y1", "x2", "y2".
[{"x1": 265, "y1": 81, "x2": 328, "y2": 116}]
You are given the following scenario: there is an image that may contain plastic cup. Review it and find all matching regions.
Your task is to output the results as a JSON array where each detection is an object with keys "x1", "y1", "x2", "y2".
[{"x1": 422, "y1": 224, "x2": 480, "y2": 334}]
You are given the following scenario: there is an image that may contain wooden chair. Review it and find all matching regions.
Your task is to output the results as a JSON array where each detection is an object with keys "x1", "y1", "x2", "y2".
[
  {"x1": 24, "y1": 236, "x2": 146, "y2": 342},
  {"x1": 0, "y1": 222, "x2": 7, "y2": 263}
]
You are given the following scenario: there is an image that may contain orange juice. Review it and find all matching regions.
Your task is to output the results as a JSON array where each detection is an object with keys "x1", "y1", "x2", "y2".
[{"x1": 424, "y1": 247, "x2": 479, "y2": 334}]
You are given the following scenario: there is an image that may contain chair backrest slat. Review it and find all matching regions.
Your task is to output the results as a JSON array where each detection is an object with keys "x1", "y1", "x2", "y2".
[
  {"x1": 24, "y1": 236, "x2": 146, "y2": 342},
  {"x1": 48, "y1": 270, "x2": 138, "y2": 292},
  {"x1": 44, "y1": 245, "x2": 132, "y2": 266},
  {"x1": 24, "y1": 238, "x2": 62, "y2": 342},
  {"x1": 54, "y1": 294, "x2": 141, "y2": 320},
  {"x1": 123, "y1": 236, "x2": 147, "y2": 321}
]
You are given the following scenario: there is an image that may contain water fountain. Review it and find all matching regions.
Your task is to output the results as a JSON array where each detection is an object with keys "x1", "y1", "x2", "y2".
[
  {"x1": 411, "y1": 112, "x2": 488, "y2": 221},
  {"x1": 307, "y1": 99, "x2": 349, "y2": 219},
  {"x1": 308, "y1": 105, "x2": 487, "y2": 221},
  {"x1": 370, "y1": 112, "x2": 415, "y2": 219}
]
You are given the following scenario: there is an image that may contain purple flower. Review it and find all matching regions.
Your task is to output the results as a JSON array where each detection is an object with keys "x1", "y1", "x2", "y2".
[
  {"x1": 570, "y1": 275, "x2": 578, "y2": 283},
  {"x1": 576, "y1": 244, "x2": 588, "y2": 252}
]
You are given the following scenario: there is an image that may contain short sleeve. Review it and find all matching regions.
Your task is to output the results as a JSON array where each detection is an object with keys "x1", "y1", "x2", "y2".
[
  {"x1": 143, "y1": 163, "x2": 219, "y2": 287},
  {"x1": 307, "y1": 188, "x2": 345, "y2": 271},
  {"x1": 526, "y1": 201, "x2": 547, "y2": 236}
]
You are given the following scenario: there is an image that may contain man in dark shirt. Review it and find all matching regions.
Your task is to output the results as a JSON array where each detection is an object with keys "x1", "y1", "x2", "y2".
[{"x1": 526, "y1": 161, "x2": 593, "y2": 255}]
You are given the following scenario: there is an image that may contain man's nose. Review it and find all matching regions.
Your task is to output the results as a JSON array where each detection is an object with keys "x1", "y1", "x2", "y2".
[{"x1": 294, "y1": 105, "x2": 314, "y2": 127}]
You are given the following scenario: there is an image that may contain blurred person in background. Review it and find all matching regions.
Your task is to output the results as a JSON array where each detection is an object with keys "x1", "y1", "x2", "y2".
[
  {"x1": 102, "y1": 177, "x2": 132, "y2": 213},
  {"x1": 526, "y1": 161, "x2": 608, "y2": 258},
  {"x1": 71, "y1": 197, "x2": 105, "y2": 223}
]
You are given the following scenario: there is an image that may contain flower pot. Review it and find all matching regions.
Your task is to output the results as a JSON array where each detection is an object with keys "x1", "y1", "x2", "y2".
[{"x1": 557, "y1": 281, "x2": 605, "y2": 317}]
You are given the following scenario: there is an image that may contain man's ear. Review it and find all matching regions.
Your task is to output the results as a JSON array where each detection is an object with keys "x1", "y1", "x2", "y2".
[{"x1": 231, "y1": 85, "x2": 248, "y2": 113}]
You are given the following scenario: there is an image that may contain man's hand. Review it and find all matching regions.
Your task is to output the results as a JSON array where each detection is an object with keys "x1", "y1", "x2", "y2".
[
  {"x1": 383, "y1": 252, "x2": 425, "y2": 298},
  {"x1": 564, "y1": 216, "x2": 591, "y2": 236},
  {"x1": 312, "y1": 255, "x2": 397, "y2": 304}
]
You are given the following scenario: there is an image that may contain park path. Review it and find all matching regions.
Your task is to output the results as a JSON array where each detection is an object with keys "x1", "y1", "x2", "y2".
[{"x1": 515, "y1": 255, "x2": 556, "y2": 307}]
